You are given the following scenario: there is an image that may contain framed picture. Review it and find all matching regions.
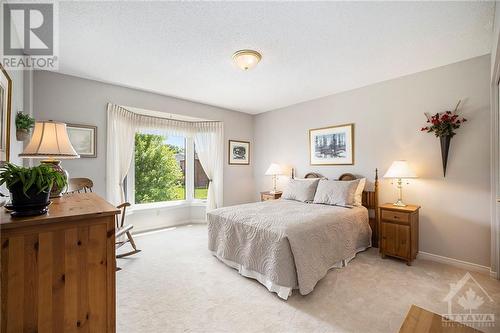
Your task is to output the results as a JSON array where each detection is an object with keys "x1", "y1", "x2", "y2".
[
  {"x1": 309, "y1": 123, "x2": 354, "y2": 165},
  {"x1": 66, "y1": 124, "x2": 97, "y2": 158},
  {"x1": 0, "y1": 64, "x2": 12, "y2": 163},
  {"x1": 228, "y1": 140, "x2": 250, "y2": 165}
]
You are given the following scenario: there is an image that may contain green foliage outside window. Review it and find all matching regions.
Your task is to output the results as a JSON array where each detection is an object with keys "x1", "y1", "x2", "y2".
[{"x1": 134, "y1": 133, "x2": 184, "y2": 203}]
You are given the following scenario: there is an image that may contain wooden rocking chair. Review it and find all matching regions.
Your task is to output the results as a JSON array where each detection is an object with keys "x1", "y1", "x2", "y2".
[{"x1": 115, "y1": 202, "x2": 141, "y2": 259}]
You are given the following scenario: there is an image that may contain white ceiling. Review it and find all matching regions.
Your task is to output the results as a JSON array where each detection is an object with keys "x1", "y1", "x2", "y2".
[{"x1": 55, "y1": 1, "x2": 494, "y2": 114}]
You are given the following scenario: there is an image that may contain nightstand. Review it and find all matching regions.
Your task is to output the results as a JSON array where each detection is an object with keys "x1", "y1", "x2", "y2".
[
  {"x1": 379, "y1": 203, "x2": 420, "y2": 266},
  {"x1": 260, "y1": 191, "x2": 282, "y2": 201}
]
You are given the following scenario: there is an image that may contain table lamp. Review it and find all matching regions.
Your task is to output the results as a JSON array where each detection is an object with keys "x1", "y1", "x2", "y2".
[
  {"x1": 265, "y1": 163, "x2": 282, "y2": 194},
  {"x1": 383, "y1": 160, "x2": 417, "y2": 207},
  {"x1": 19, "y1": 120, "x2": 80, "y2": 197}
]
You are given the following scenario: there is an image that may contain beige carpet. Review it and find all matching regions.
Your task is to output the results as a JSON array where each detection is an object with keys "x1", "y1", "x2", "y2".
[{"x1": 117, "y1": 225, "x2": 500, "y2": 333}]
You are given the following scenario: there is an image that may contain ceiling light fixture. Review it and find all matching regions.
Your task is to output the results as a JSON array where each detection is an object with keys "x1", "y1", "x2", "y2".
[{"x1": 233, "y1": 49, "x2": 262, "y2": 71}]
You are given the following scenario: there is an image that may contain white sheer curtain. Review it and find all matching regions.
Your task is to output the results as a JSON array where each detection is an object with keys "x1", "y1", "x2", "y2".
[
  {"x1": 194, "y1": 122, "x2": 224, "y2": 211},
  {"x1": 106, "y1": 103, "x2": 224, "y2": 209},
  {"x1": 106, "y1": 104, "x2": 138, "y2": 205}
]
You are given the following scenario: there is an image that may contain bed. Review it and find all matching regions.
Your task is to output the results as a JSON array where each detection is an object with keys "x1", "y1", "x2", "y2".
[{"x1": 207, "y1": 170, "x2": 379, "y2": 300}]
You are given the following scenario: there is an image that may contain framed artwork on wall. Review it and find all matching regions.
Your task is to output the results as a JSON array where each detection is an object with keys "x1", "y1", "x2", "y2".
[
  {"x1": 66, "y1": 124, "x2": 97, "y2": 158},
  {"x1": 228, "y1": 140, "x2": 250, "y2": 165},
  {"x1": 0, "y1": 64, "x2": 12, "y2": 163},
  {"x1": 309, "y1": 123, "x2": 354, "y2": 165}
]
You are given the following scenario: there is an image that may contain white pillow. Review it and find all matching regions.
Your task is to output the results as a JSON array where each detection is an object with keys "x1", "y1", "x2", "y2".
[
  {"x1": 313, "y1": 179, "x2": 360, "y2": 206},
  {"x1": 281, "y1": 178, "x2": 320, "y2": 202},
  {"x1": 354, "y1": 178, "x2": 366, "y2": 206}
]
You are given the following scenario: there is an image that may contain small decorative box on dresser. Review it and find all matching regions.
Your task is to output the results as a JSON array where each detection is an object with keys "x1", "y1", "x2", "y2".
[
  {"x1": 0, "y1": 193, "x2": 119, "y2": 333},
  {"x1": 379, "y1": 203, "x2": 420, "y2": 266},
  {"x1": 260, "y1": 191, "x2": 282, "y2": 201}
]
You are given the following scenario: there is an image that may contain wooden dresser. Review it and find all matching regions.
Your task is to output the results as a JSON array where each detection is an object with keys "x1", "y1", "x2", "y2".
[
  {"x1": 379, "y1": 203, "x2": 420, "y2": 265},
  {"x1": 0, "y1": 193, "x2": 119, "y2": 333}
]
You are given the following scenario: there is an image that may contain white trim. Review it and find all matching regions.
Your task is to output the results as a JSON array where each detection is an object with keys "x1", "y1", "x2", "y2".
[
  {"x1": 131, "y1": 200, "x2": 191, "y2": 211},
  {"x1": 190, "y1": 218, "x2": 207, "y2": 224},
  {"x1": 132, "y1": 221, "x2": 203, "y2": 236},
  {"x1": 418, "y1": 251, "x2": 491, "y2": 275},
  {"x1": 491, "y1": 32, "x2": 500, "y2": 280}
]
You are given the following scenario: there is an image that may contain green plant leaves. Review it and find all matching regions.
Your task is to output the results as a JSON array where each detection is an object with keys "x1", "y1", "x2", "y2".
[
  {"x1": 15, "y1": 112, "x2": 35, "y2": 131},
  {"x1": 0, "y1": 163, "x2": 68, "y2": 198}
]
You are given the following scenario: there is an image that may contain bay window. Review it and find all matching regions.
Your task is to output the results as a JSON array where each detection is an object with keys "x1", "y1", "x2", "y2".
[{"x1": 126, "y1": 130, "x2": 208, "y2": 206}]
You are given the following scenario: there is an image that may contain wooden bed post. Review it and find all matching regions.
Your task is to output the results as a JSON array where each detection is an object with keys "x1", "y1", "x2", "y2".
[
  {"x1": 374, "y1": 168, "x2": 379, "y2": 223},
  {"x1": 374, "y1": 168, "x2": 379, "y2": 248}
]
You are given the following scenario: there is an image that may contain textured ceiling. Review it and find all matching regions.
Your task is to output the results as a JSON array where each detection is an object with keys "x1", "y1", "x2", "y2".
[{"x1": 55, "y1": 1, "x2": 494, "y2": 114}]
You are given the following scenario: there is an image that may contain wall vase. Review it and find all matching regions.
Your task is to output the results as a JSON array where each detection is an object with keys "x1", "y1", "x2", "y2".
[{"x1": 440, "y1": 135, "x2": 451, "y2": 177}]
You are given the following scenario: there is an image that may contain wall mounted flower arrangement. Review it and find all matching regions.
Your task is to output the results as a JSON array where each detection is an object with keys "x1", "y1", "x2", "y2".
[{"x1": 420, "y1": 100, "x2": 467, "y2": 177}]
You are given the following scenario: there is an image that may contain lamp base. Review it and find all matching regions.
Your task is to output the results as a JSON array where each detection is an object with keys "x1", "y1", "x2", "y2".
[
  {"x1": 393, "y1": 199, "x2": 407, "y2": 207},
  {"x1": 41, "y1": 160, "x2": 68, "y2": 198}
]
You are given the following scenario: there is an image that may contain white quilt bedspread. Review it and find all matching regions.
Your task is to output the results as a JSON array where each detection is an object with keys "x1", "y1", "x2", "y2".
[{"x1": 207, "y1": 199, "x2": 371, "y2": 296}]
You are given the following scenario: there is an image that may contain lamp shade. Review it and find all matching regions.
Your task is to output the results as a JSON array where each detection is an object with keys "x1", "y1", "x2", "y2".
[
  {"x1": 383, "y1": 160, "x2": 417, "y2": 179},
  {"x1": 265, "y1": 163, "x2": 282, "y2": 176},
  {"x1": 19, "y1": 121, "x2": 79, "y2": 159}
]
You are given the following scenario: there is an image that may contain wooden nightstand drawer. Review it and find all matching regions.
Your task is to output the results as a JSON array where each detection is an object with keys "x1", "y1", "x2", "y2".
[
  {"x1": 262, "y1": 195, "x2": 273, "y2": 201},
  {"x1": 381, "y1": 210, "x2": 409, "y2": 223}
]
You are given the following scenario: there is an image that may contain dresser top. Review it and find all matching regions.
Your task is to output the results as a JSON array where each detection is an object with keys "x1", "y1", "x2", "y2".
[{"x1": 0, "y1": 193, "x2": 120, "y2": 230}]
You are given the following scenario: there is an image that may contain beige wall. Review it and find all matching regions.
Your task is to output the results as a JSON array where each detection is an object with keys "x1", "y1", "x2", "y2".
[
  {"x1": 32, "y1": 71, "x2": 255, "y2": 206},
  {"x1": 254, "y1": 55, "x2": 491, "y2": 267}
]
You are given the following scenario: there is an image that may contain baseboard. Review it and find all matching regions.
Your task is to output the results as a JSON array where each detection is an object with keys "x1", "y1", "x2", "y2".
[
  {"x1": 418, "y1": 251, "x2": 491, "y2": 276},
  {"x1": 132, "y1": 220, "x2": 206, "y2": 236},
  {"x1": 190, "y1": 219, "x2": 207, "y2": 224}
]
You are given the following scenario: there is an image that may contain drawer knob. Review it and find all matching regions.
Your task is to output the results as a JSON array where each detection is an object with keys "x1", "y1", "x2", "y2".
[{"x1": 394, "y1": 215, "x2": 399, "y2": 219}]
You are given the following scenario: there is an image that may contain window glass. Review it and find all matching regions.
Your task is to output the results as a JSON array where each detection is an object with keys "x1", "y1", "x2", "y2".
[{"x1": 134, "y1": 130, "x2": 186, "y2": 203}]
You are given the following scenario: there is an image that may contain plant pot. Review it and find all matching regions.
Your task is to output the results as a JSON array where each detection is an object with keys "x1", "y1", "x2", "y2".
[
  {"x1": 440, "y1": 135, "x2": 452, "y2": 177},
  {"x1": 16, "y1": 129, "x2": 30, "y2": 141},
  {"x1": 9, "y1": 182, "x2": 50, "y2": 208}
]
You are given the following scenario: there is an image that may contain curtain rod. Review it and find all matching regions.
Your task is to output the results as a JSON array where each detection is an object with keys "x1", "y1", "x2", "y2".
[{"x1": 119, "y1": 105, "x2": 222, "y2": 125}]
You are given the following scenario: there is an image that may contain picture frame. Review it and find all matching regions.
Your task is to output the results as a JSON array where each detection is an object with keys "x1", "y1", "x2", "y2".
[
  {"x1": 228, "y1": 140, "x2": 250, "y2": 165},
  {"x1": 66, "y1": 123, "x2": 97, "y2": 158},
  {"x1": 0, "y1": 64, "x2": 12, "y2": 163},
  {"x1": 309, "y1": 123, "x2": 354, "y2": 165}
]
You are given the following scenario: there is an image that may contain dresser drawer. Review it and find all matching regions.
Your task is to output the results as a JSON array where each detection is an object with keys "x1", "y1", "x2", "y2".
[
  {"x1": 381, "y1": 210, "x2": 409, "y2": 223},
  {"x1": 262, "y1": 195, "x2": 273, "y2": 201}
]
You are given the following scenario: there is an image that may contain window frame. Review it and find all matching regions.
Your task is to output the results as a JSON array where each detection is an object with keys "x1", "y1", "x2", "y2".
[{"x1": 126, "y1": 134, "x2": 207, "y2": 210}]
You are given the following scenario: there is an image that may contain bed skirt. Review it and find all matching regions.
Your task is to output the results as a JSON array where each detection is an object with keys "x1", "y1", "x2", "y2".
[{"x1": 210, "y1": 245, "x2": 370, "y2": 300}]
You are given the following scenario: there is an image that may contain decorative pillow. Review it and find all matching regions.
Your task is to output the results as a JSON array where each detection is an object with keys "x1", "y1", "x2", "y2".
[
  {"x1": 354, "y1": 178, "x2": 366, "y2": 206},
  {"x1": 313, "y1": 179, "x2": 360, "y2": 206},
  {"x1": 281, "y1": 178, "x2": 320, "y2": 202}
]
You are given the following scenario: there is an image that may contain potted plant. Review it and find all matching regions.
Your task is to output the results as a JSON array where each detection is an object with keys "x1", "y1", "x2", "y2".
[
  {"x1": 420, "y1": 100, "x2": 467, "y2": 176},
  {"x1": 0, "y1": 163, "x2": 66, "y2": 215},
  {"x1": 15, "y1": 112, "x2": 35, "y2": 141}
]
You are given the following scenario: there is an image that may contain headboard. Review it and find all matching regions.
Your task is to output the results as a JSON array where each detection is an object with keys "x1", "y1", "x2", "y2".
[{"x1": 293, "y1": 169, "x2": 379, "y2": 247}]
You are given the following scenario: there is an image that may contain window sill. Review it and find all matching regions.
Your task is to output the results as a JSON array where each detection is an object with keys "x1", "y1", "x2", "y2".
[{"x1": 129, "y1": 200, "x2": 207, "y2": 213}]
